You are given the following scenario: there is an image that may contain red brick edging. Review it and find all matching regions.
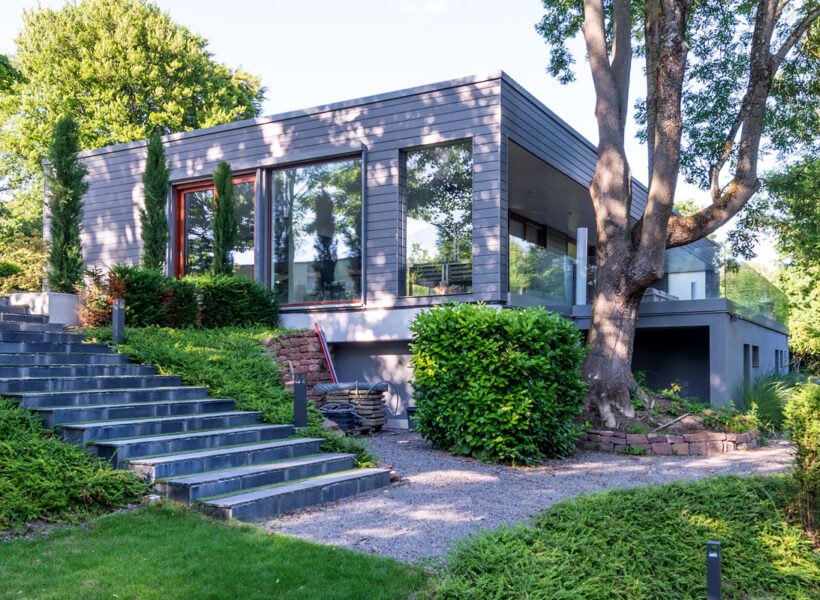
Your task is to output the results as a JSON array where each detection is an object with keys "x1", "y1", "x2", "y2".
[
  {"x1": 579, "y1": 429, "x2": 759, "y2": 455},
  {"x1": 263, "y1": 331, "x2": 334, "y2": 404}
]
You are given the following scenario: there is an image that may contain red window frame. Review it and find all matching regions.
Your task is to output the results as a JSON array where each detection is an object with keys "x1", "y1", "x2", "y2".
[{"x1": 174, "y1": 173, "x2": 256, "y2": 278}]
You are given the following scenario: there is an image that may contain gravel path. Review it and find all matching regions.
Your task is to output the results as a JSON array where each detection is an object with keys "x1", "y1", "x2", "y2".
[{"x1": 263, "y1": 433, "x2": 792, "y2": 563}]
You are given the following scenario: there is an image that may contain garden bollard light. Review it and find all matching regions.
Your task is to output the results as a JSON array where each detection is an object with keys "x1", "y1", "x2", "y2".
[
  {"x1": 707, "y1": 541, "x2": 721, "y2": 600},
  {"x1": 112, "y1": 298, "x2": 125, "y2": 344},
  {"x1": 293, "y1": 372, "x2": 307, "y2": 428}
]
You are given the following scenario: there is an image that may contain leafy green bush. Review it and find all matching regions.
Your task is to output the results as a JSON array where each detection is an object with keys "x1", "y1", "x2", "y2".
[
  {"x1": 784, "y1": 382, "x2": 820, "y2": 535},
  {"x1": 110, "y1": 326, "x2": 294, "y2": 424},
  {"x1": 410, "y1": 303, "x2": 586, "y2": 464},
  {"x1": 736, "y1": 370, "x2": 802, "y2": 432},
  {"x1": 435, "y1": 475, "x2": 819, "y2": 600},
  {"x1": 0, "y1": 260, "x2": 23, "y2": 279},
  {"x1": 191, "y1": 274, "x2": 278, "y2": 328},
  {"x1": 0, "y1": 398, "x2": 147, "y2": 530},
  {"x1": 0, "y1": 236, "x2": 47, "y2": 293}
]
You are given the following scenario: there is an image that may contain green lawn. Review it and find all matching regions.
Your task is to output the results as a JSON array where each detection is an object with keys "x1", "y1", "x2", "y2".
[
  {"x1": 433, "y1": 475, "x2": 820, "y2": 600},
  {"x1": 0, "y1": 501, "x2": 425, "y2": 600}
]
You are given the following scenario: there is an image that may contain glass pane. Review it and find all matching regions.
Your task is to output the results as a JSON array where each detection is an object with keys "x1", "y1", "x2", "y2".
[
  {"x1": 509, "y1": 232, "x2": 575, "y2": 304},
  {"x1": 405, "y1": 141, "x2": 473, "y2": 296},
  {"x1": 232, "y1": 181, "x2": 255, "y2": 280},
  {"x1": 185, "y1": 189, "x2": 215, "y2": 275},
  {"x1": 271, "y1": 158, "x2": 362, "y2": 304}
]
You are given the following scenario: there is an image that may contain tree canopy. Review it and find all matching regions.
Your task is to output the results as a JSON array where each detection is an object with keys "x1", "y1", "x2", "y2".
[{"x1": 0, "y1": 0, "x2": 265, "y2": 235}]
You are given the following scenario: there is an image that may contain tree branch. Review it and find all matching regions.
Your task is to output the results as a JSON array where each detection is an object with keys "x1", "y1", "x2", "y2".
[
  {"x1": 610, "y1": 0, "x2": 632, "y2": 134},
  {"x1": 773, "y1": 4, "x2": 820, "y2": 66}
]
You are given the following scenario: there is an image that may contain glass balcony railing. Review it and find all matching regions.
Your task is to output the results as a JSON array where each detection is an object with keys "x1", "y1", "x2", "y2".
[{"x1": 509, "y1": 239, "x2": 575, "y2": 305}]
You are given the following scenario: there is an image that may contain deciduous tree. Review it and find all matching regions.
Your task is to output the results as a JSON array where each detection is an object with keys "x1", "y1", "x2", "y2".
[{"x1": 537, "y1": 0, "x2": 820, "y2": 426}]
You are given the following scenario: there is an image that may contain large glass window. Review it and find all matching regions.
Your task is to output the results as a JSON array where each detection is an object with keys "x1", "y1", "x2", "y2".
[
  {"x1": 271, "y1": 157, "x2": 362, "y2": 305},
  {"x1": 180, "y1": 175, "x2": 255, "y2": 277},
  {"x1": 508, "y1": 214, "x2": 575, "y2": 304},
  {"x1": 404, "y1": 140, "x2": 473, "y2": 296}
]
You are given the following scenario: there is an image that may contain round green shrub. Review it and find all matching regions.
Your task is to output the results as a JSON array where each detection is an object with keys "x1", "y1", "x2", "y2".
[
  {"x1": 0, "y1": 260, "x2": 23, "y2": 279},
  {"x1": 189, "y1": 274, "x2": 279, "y2": 328},
  {"x1": 410, "y1": 303, "x2": 586, "y2": 464}
]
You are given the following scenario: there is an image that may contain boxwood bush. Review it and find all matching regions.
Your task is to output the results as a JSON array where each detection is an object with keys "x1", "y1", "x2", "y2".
[
  {"x1": 410, "y1": 303, "x2": 586, "y2": 464},
  {"x1": 192, "y1": 274, "x2": 279, "y2": 328}
]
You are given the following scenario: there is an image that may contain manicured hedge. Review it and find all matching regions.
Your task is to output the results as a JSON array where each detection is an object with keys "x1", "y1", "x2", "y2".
[
  {"x1": 410, "y1": 303, "x2": 586, "y2": 464},
  {"x1": 79, "y1": 265, "x2": 278, "y2": 329}
]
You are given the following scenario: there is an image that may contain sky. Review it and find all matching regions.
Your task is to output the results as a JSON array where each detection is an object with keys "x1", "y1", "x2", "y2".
[{"x1": 0, "y1": 0, "x2": 777, "y2": 263}]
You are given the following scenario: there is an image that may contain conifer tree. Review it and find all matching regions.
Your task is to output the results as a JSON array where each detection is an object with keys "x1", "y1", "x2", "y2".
[
  {"x1": 211, "y1": 161, "x2": 237, "y2": 276},
  {"x1": 140, "y1": 134, "x2": 170, "y2": 271},
  {"x1": 46, "y1": 114, "x2": 87, "y2": 293}
]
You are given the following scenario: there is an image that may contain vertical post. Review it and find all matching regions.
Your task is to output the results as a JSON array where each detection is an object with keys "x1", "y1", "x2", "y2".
[
  {"x1": 293, "y1": 372, "x2": 307, "y2": 429},
  {"x1": 706, "y1": 541, "x2": 721, "y2": 600},
  {"x1": 111, "y1": 298, "x2": 125, "y2": 344},
  {"x1": 575, "y1": 227, "x2": 588, "y2": 305}
]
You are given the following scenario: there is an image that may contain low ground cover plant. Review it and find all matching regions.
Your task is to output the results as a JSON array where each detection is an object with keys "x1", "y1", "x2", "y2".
[
  {"x1": 785, "y1": 382, "x2": 820, "y2": 537},
  {"x1": 0, "y1": 398, "x2": 147, "y2": 531},
  {"x1": 78, "y1": 265, "x2": 278, "y2": 329},
  {"x1": 737, "y1": 370, "x2": 805, "y2": 433},
  {"x1": 434, "y1": 475, "x2": 820, "y2": 600},
  {"x1": 410, "y1": 303, "x2": 586, "y2": 464},
  {"x1": 0, "y1": 501, "x2": 425, "y2": 600},
  {"x1": 86, "y1": 325, "x2": 376, "y2": 466}
]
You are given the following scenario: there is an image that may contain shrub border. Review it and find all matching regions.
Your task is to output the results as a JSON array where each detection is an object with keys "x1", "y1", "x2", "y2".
[{"x1": 579, "y1": 429, "x2": 759, "y2": 455}]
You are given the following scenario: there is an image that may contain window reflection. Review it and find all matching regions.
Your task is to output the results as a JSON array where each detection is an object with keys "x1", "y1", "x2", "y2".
[
  {"x1": 271, "y1": 158, "x2": 362, "y2": 304},
  {"x1": 404, "y1": 141, "x2": 473, "y2": 296}
]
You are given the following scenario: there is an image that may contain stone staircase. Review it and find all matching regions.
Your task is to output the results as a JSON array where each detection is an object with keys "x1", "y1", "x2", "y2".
[{"x1": 0, "y1": 297, "x2": 390, "y2": 521}]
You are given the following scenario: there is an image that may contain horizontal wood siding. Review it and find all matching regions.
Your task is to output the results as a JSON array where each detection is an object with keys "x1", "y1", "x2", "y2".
[{"x1": 78, "y1": 77, "x2": 503, "y2": 306}]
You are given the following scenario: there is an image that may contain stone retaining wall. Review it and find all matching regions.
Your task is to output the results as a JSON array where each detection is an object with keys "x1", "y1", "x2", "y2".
[
  {"x1": 263, "y1": 331, "x2": 334, "y2": 404},
  {"x1": 579, "y1": 429, "x2": 759, "y2": 455}
]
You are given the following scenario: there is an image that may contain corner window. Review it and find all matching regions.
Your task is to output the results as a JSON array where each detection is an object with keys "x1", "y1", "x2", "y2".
[
  {"x1": 271, "y1": 157, "x2": 362, "y2": 305},
  {"x1": 403, "y1": 140, "x2": 473, "y2": 296},
  {"x1": 177, "y1": 174, "x2": 255, "y2": 277}
]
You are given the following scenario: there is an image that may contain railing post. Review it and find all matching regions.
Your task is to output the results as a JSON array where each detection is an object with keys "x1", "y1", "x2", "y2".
[
  {"x1": 706, "y1": 541, "x2": 721, "y2": 600},
  {"x1": 575, "y1": 227, "x2": 588, "y2": 305},
  {"x1": 293, "y1": 372, "x2": 307, "y2": 428},
  {"x1": 112, "y1": 298, "x2": 125, "y2": 344}
]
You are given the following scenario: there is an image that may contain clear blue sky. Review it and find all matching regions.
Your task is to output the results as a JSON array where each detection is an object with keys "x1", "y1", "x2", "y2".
[{"x1": 0, "y1": 0, "x2": 775, "y2": 261}]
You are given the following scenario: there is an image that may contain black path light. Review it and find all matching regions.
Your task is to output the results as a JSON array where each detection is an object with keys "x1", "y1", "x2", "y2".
[
  {"x1": 293, "y1": 372, "x2": 307, "y2": 428},
  {"x1": 706, "y1": 541, "x2": 721, "y2": 600}
]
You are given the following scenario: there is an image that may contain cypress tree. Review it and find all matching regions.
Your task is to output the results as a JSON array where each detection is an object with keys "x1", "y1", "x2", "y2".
[
  {"x1": 46, "y1": 114, "x2": 87, "y2": 293},
  {"x1": 211, "y1": 160, "x2": 237, "y2": 276},
  {"x1": 140, "y1": 134, "x2": 170, "y2": 271}
]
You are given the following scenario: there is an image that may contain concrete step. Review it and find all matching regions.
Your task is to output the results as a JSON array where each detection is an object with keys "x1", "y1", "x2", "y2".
[
  {"x1": 0, "y1": 341, "x2": 110, "y2": 354},
  {"x1": 11, "y1": 386, "x2": 209, "y2": 408},
  {"x1": 156, "y1": 453, "x2": 355, "y2": 504},
  {"x1": 0, "y1": 312, "x2": 47, "y2": 324},
  {"x1": 0, "y1": 374, "x2": 182, "y2": 393},
  {"x1": 35, "y1": 398, "x2": 236, "y2": 427},
  {"x1": 94, "y1": 424, "x2": 295, "y2": 463},
  {"x1": 59, "y1": 411, "x2": 263, "y2": 443},
  {"x1": 0, "y1": 321, "x2": 65, "y2": 333},
  {"x1": 0, "y1": 364, "x2": 156, "y2": 378},
  {"x1": 0, "y1": 352, "x2": 129, "y2": 365},
  {"x1": 0, "y1": 304, "x2": 30, "y2": 315},
  {"x1": 200, "y1": 468, "x2": 391, "y2": 521},
  {"x1": 128, "y1": 437, "x2": 322, "y2": 480},
  {"x1": 0, "y1": 330, "x2": 85, "y2": 344}
]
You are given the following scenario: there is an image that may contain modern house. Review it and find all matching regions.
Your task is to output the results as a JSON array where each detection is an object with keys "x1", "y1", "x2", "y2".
[{"x1": 66, "y1": 71, "x2": 789, "y2": 427}]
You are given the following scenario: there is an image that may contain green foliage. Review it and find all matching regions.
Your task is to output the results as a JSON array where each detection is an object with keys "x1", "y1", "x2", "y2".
[
  {"x1": 435, "y1": 475, "x2": 820, "y2": 600},
  {"x1": 0, "y1": 398, "x2": 147, "y2": 530},
  {"x1": 777, "y1": 265, "x2": 820, "y2": 373},
  {"x1": 0, "y1": 501, "x2": 425, "y2": 600},
  {"x1": 0, "y1": 261, "x2": 23, "y2": 279},
  {"x1": 626, "y1": 424, "x2": 648, "y2": 435},
  {"x1": 784, "y1": 382, "x2": 820, "y2": 535},
  {"x1": 0, "y1": 53, "x2": 23, "y2": 92},
  {"x1": 192, "y1": 274, "x2": 279, "y2": 328},
  {"x1": 111, "y1": 326, "x2": 294, "y2": 424},
  {"x1": 410, "y1": 303, "x2": 586, "y2": 464},
  {"x1": 140, "y1": 134, "x2": 170, "y2": 271},
  {"x1": 46, "y1": 114, "x2": 87, "y2": 293},
  {"x1": 302, "y1": 420, "x2": 378, "y2": 468},
  {"x1": 211, "y1": 161, "x2": 237, "y2": 276},
  {"x1": 735, "y1": 370, "x2": 803, "y2": 432}
]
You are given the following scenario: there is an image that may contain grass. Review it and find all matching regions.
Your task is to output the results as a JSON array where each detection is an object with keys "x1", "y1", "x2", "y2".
[
  {"x1": 0, "y1": 501, "x2": 425, "y2": 600},
  {"x1": 0, "y1": 399, "x2": 147, "y2": 531},
  {"x1": 433, "y1": 475, "x2": 820, "y2": 600},
  {"x1": 736, "y1": 370, "x2": 805, "y2": 433}
]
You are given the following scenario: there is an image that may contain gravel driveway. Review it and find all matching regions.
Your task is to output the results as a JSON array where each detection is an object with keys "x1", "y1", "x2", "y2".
[{"x1": 262, "y1": 432, "x2": 792, "y2": 563}]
